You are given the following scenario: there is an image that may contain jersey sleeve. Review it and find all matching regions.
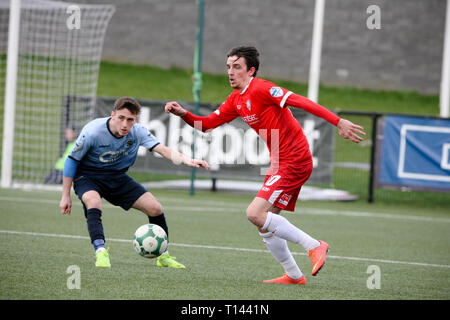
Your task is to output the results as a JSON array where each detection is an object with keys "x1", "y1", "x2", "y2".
[
  {"x1": 181, "y1": 96, "x2": 239, "y2": 132},
  {"x1": 256, "y1": 80, "x2": 340, "y2": 126},
  {"x1": 63, "y1": 156, "x2": 79, "y2": 178},
  {"x1": 255, "y1": 81, "x2": 294, "y2": 108},
  {"x1": 285, "y1": 93, "x2": 340, "y2": 126},
  {"x1": 68, "y1": 129, "x2": 92, "y2": 162},
  {"x1": 136, "y1": 124, "x2": 160, "y2": 151}
]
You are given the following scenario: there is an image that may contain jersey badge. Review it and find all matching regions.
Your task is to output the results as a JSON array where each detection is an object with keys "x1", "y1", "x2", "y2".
[
  {"x1": 72, "y1": 142, "x2": 83, "y2": 152},
  {"x1": 270, "y1": 87, "x2": 283, "y2": 98}
]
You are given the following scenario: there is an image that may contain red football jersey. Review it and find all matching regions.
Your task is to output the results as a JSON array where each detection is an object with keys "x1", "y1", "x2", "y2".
[{"x1": 182, "y1": 77, "x2": 340, "y2": 166}]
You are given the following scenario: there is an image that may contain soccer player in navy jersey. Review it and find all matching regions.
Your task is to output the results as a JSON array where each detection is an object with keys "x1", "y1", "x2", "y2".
[
  {"x1": 59, "y1": 97, "x2": 209, "y2": 268},
  {"x1": 165, "y1": 46, "x2": 365, "y2": 284}
]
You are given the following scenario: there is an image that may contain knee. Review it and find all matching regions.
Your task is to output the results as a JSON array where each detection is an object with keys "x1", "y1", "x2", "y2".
[
  {"x1": 83, "y1": 192, "x2": 102, "y2": 210},
  {"x1": 146, "y1": 201, "x2": 163, "y2": 216},
  {"x1": 246, "y1": 206, "x2": 263, "y2": 227}
]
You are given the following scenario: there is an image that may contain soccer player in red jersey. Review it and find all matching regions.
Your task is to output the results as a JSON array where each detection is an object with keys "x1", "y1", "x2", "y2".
[{"x1": 165, "y1": 46, "x2": 365, "y2": 285}]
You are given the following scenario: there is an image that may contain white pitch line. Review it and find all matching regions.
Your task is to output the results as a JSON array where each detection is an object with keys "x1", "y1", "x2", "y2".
[
  {"x1": 1, "y1": 229, "x2": 449, "y2": 269},
  {"x1": 1, "y1": 195, "x2": 449, "y2": 223}
]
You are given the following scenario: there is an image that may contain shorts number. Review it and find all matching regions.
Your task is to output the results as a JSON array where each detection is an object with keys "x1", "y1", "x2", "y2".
[{"x1": 265, "y1": 175, "x2": 281, "y2": 186}]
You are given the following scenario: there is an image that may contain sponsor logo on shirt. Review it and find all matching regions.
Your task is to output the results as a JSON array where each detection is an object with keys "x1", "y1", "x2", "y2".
[
  {"x1": 246, "y1": 99, "x2": 251, "y2": 111},
  {"x1": 242, "y1": 113, "x2": 259, "y2": 124},
  {"x1": 99, "y1": 148, "x2": 129, "y2": 163},
  {"x1": 270, "y1": 86, "x2": 283, "y2": 98}
]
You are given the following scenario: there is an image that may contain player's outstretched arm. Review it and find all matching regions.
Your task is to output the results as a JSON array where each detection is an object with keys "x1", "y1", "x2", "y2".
[
  {"x1": 165, "y1": 101, "x2": 229, "y2": 132},
  {"x1": 152, "y1": 144, "x2": 210, "y2": 170},
  {"x1": 285, "y1": 93, "x2": 365, "y2": 143},
  {"x1": 337, "y1": 118, "x2": 366, "y2": 143}
]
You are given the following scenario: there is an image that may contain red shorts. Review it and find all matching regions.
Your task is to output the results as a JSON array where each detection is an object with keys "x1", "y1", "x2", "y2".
[{"x1": 256, "y1": 162, "x2": 313, "y2": 212}]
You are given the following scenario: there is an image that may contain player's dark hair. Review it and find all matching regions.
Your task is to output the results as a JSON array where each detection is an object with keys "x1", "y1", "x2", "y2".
[
  {"x1": 227, "y1": 46, "x2": 260, "y2": 77},
  {"x1": 114, "y1": 97, "x2": 141, "y2": 115}
]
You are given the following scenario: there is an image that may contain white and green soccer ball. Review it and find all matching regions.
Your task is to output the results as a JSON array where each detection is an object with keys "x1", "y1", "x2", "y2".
[{"x1": 133, "y1": 223, "x2": 168, "y2": 258}]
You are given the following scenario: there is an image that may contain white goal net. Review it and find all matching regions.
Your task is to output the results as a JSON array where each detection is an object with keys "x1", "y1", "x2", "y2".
[{"x1": 0, "y1": 0, "x2": 114, "y2": 187}]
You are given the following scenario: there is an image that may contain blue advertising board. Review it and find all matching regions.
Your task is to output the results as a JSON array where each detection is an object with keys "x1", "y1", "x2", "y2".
[{"x1": 376, "y1": 115, "x2": 450, "y2": 192}]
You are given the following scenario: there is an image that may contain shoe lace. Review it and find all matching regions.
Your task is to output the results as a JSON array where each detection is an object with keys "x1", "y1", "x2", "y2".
[{"x1": 98, "y1": 249, "x2": 109, "y2": 259}]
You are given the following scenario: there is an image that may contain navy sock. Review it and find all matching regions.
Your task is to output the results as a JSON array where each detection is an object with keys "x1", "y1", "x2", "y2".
[
  {"x1": 148, "y1": 213, "x2": 169, "y2": 240},
  {"x1": 86, "y1": 208, "x2": 105, "y2": 250},
  {"x1": 93, "y1": 239, "x2": 105, "y2": 252}
]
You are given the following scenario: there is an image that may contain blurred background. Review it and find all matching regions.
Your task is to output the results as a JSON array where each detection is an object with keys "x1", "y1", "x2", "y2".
[{"x1": 72, "y1": 0, "x2": 444, "y2": 94}]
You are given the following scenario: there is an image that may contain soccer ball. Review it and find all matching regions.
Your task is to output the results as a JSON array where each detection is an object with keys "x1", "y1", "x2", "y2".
[{"x1": 133, "y1": 223, "x2": 168, "y2": 258}]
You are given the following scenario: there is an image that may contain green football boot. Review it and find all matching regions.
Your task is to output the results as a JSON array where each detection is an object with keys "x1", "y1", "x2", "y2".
[
  {"x1": 95, "y1": 248, "x2": 111, "y2": 268},
  {"x1": 156, "y1": 253, "x2": 185, "y2": 269}
]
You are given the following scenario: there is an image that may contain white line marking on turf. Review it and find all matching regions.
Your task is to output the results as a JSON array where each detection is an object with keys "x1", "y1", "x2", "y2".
[
  {"x1": 1, "y1": 229, "x2": 449, "y2": 269},
  {"x1": 1, "y1": 195, "x2": 449, "y2": 223}
]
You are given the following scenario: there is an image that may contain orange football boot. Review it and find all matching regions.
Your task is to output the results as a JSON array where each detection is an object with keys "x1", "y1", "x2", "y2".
[
  {"x1": 308, "y1": 240, "x2": 329, "y2": 276},
  {"x1": 263, "y1": 274, "x2": 306, "y2": 285}
]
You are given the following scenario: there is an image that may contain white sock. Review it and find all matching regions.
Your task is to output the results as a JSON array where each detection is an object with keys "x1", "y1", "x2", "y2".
[
  {"x1": 260, "y1": 231, "x2": 303, "y2": 280},
  {"x1": 95, "y1": 247, "x2": 105, "y2": 254},
  {"x1": 259, "y1": 232, "x2": 303, "y2": 280},
  {"x1": 263, "y1": 211, "x2": 320, "y2": 252}
]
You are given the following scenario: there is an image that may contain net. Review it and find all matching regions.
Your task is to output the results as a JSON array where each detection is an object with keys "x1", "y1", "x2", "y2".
[{"x1": 0, "y1": 0, "x2": 114, "y2": 185}]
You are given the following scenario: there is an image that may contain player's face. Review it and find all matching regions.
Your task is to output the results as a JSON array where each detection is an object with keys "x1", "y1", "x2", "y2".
[
  {"x1": 226, "y1": 56, "x2": 255, "y2": 92},
  {"x1": 110, "y1": 108, "x2": 138, "y2": 138}
]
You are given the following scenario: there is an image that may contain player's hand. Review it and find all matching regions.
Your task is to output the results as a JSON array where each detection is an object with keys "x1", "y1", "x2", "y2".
[
  {"x1": 165, "y1": 101, "x2": 187, "y2": 117},
  {"x1": 187, "y1": 159, "x2": 210, "y2": 170},
  {"x1": 337, "y1": 118, "x2": 365, "y2": 143},
  {"x1": 59, "y1": 196, "x2": 72, "y2": 215}
]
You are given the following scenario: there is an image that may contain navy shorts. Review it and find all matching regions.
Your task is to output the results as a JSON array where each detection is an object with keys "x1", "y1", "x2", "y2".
[{"x1": 73, "y1": 172, "x2": 148, "y2": 212}]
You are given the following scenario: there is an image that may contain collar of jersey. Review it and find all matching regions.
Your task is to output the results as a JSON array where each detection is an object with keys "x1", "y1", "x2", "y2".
[{"x1": 240, "y1": 77, "x2": 254, "y2": 95}]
